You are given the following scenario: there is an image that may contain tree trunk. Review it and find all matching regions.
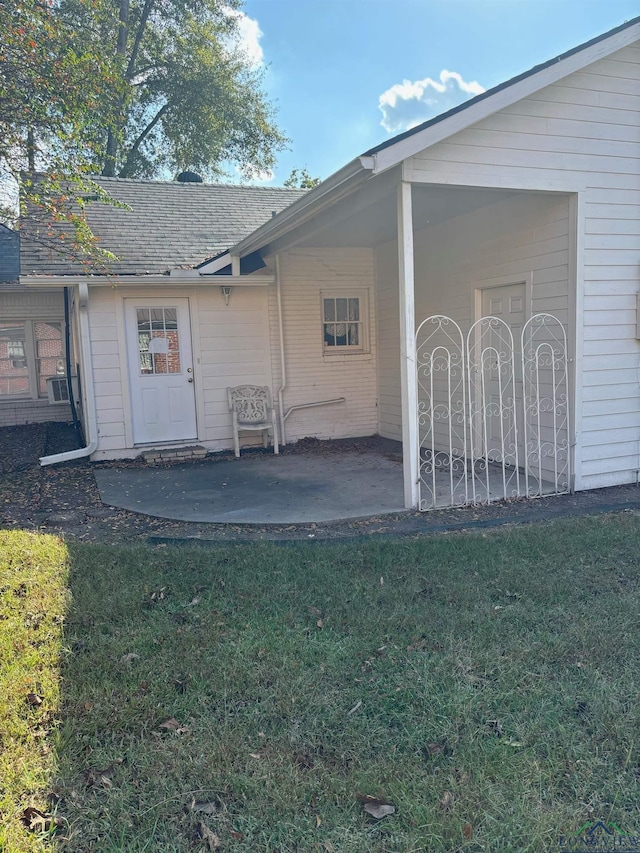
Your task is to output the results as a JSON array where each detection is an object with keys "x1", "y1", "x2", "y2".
[
  {"x1": 26, "y1": 129, "x2": 36, "y2": 172},
  {"x1": 119, "y1": 103, "x2": 168, "y2": 177},
  {"x1": 102, "y1": 0, "x2": 130, "y2": 177}
]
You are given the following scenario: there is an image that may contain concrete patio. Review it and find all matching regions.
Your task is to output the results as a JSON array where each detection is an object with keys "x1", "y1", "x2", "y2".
[{"x1": 93, "y1": 441, "x2": 406, "y2": 524}]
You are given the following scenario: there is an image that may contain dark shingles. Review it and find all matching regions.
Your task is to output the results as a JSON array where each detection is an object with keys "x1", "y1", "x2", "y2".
[{"x1": 20, "y1": 178, "x2": 306, "y2": 276}]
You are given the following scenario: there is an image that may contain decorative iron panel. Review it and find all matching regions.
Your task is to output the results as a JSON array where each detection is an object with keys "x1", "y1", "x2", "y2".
[{"x1": 415, "y1": 313, "x2": 570, "y2": 510}]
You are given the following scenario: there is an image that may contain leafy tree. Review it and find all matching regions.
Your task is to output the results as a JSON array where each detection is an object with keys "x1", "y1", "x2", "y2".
[
  {"x1": 0, "y1": 0, "x2": 121, "y2": 264},
  {"x1": 284, "y1": 168, "x2": 321, "y2": 189},
  {"x1": 61, "y1": 0, "x2": 288, "y2": 179},
  {"x1": 1, "y1": 0, "x2": 287, "y2": 266}
]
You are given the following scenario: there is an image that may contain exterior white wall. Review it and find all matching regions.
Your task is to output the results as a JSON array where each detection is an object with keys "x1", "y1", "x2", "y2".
[
  {"x1": 374, "y1": 193, "x2": 570, "y2": 443},
  {"x1": 412, "y1": 193, "x2": 570, "y2": 326},
  {"x1": 195, "y1": 286, "x2": 273, "y2": 450},
  {"x1": 88, "y1": 284, "x2": 273, "y2": 459},
  {"x1": 88, "y1": 250, "x2": 377, "y2": 460},
  {"x1": 0, "y1": 289, "x2": 72, "y2": 426},
  {"x1": 406, "y1": 44, "x2": 640, "y2": 490},
  {"x1": 269, "y1": 248, "x2": 378, "y2": 444},
  {"x1": 374, "y1": 240, "x2": 401, "y2": 441}
]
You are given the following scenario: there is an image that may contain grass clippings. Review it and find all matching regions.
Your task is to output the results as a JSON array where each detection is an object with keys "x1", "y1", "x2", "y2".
[
  {"x1": 0, "y1": 531, "x2": 69, "y2": 852},
  {"x1": 43, "y1": 514, "x2": 640, "y2": 851}
]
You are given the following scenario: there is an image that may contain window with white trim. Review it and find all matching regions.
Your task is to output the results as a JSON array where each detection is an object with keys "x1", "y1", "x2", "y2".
[
  {"x1": 0, "y1": 320, "x2": 65, "y2": 398},
  {"x1": 321, "y1": 291, "x2": 369, "y2": 354}
]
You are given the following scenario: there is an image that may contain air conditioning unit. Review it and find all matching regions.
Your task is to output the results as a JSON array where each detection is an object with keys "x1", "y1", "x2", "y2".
[{"x1": 47, "y1": 376, "x2": 79, "y2": 405}]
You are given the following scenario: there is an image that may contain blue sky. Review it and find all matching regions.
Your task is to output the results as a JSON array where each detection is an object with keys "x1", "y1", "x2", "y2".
[{"x1": 235, "y1": 0, "x2": 639, "y2": 184}]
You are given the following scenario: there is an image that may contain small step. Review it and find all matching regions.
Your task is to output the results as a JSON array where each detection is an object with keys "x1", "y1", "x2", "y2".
[{"x1": 141, "y1": 445, "x2": 208, "y2": 464}]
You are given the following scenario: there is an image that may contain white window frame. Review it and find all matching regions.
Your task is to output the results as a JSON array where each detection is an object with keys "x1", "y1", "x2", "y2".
[
  {"x1": 320, "y1": 289, "x2": 370, "y2": 357},
  {"x1": 0, "y1": 319, "x2": 66, "y2": 400}
]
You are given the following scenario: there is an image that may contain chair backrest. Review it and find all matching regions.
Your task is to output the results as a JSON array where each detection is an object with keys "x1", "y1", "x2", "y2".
[{"x1": 227, "y1": 385, "x2": 271, "y2": 424}]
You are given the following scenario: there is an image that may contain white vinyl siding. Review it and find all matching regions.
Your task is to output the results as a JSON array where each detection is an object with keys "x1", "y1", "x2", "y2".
[
  {"x1": 405, "y1": 43, "x2": 640, "y2": 490},
  {"x1": 86, "y1": 292, "x2": 127, "y2": 453},
  {"x1": 195, "y1": 287, "x2": 272, "y2": 450},
  {"x1": 88, "y1": 285, "x2": 273, "y2": 458},
  {"x1": 374, "y1": 193, "x2": 570, "y2": 443},
  {"x1": 268, "y1": 248, "x2": 377, "y2": 444},
  {"x1": 374, "y1": 241, "x2": 401, "y2": 441}
]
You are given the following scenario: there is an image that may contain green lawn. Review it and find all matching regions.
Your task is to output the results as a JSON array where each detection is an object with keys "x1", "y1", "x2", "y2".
[
  {"x1": 0, "y1": 532, "x2": 70, "y2": 853},
  {"x1": 3, "y1": 516, "x2": 640, "y2": 851}
]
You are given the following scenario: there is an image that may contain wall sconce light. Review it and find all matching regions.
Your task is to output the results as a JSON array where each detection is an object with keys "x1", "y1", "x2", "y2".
[{"x1": 221, "y1": 285, "x2": 232, "y2": 306}]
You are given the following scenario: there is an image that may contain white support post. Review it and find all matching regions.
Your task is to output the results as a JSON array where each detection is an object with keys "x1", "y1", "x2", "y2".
[
  {"x1": 397, "y1": 181, "x2": 419, "y2": 509},
  {"x1": 569, "y1": 192, "x2": 584, "y2": 493}
]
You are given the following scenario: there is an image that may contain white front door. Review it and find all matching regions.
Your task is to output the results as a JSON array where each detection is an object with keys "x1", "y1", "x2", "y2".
[
  {"x1": 125, "y1": 298, "x2": 197, "y2": 444},
  {"x1": 480, "y1": 282, "x2": 526, "y2": 462}
]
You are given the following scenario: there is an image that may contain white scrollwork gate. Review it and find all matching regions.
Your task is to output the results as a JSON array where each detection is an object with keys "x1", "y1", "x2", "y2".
[{"x1": 416, "y1": 313, "x2": 570, "y2": 510}]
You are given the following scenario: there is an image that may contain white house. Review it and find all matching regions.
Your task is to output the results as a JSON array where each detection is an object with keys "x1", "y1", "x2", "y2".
[{"x1": 5, "y1": 15, "x2": 640, "y2": 511}]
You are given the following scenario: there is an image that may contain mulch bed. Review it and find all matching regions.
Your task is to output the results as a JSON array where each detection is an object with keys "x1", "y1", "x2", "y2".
[
  {"x1": 1, "y1": 422, "x2": 640, "y2": 545},
  {"x1": 0, "y1": 424, "x2": 414, "y2": 543}
]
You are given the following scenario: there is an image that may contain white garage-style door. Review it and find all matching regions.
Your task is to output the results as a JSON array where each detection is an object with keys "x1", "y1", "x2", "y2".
[{"x1": 125, "y1": 298, "x2": 197, "y2": 445}]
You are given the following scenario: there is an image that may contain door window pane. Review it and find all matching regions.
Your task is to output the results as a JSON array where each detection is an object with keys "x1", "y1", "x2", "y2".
[{"x1": 137, "y1": 307, "x2": 181, "y2": 374}]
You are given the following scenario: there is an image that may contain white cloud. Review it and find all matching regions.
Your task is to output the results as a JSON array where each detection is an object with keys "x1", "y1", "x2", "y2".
[
  {"x1": 378, "y1": 70, "x2": 485, "y2": 133},
  {"x1": 225, "y1": 8, "x2": 264, "y2": 68}
]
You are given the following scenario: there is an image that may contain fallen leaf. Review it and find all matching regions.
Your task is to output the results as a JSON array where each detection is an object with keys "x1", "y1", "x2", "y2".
[
  {"x1": 316, "y1": 814, "x2": 322, "y2": 827},
  {"x1": 424, "y1": 742, "x2": 444, "y2": 757},
  {"x1": 198, "y1": 821, "x2": 221, "y2": 849},
  {"x1": 82, "y1": 759, "x2": 123, "y2": 788},
  {"x1": 364, "y1": 802, "x2": 395, "y2": 819},
  {"x1": 249, "y1": 752, "x2": 262, "y2": 759},
  {"x1": 439, "y1": 790, "x2": 454, "y2": 812},
  {"x1": 191, "y1": 800, "x2": 220, "y2": 815},
  {"x1": 150, "y1": 587, "x2": 166, "y2": 601},
  {"x1": 21, "y1": 807, "x2": 64, "y2": 834},
  {"x1": 186, "y1": 596, "x2": 201, "y2": 607},
  {"x1": 316, "y1": 618, "x2": 324, "y2": 628},
  {"x1": 356, "y1": 793, "x2": 396, "y2": 820},
  {"x1": 26, "y1": 692, "x2": 43, "y2": 706},
  {"x1": 463, "y1": 822, "x2": 473, "y2": 839},
  {"x1": 230, "y1": 830, "x2": 245, "y2": 840},
  {"x1": 347, "y1": 700, "x2": 362, "y2": 715},
  {"x1": 308, "y1": 606, "x2": 323, "y2": 618},
  {"x1": 158, "y1": 718, "x2": 190, "y2": 734},
  {"x1": 120, "y1": 652, "x2": 140, "y2": 664}
]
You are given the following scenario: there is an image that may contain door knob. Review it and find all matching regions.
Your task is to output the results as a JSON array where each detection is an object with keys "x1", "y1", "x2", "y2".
[{"x1": 188, "y1": 378, "x2": 193, "y2": 383}]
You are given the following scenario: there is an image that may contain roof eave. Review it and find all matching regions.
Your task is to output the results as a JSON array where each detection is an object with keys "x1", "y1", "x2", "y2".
[
  {"x1": 368, "y1": 16, "x2": 640, "y2": 175},
  {"x1": 230, "y1": 156, "x2": 374, "y2": 258},
  {"x1": 19, "y1": 272, "x2": 276, "y2": 287}
]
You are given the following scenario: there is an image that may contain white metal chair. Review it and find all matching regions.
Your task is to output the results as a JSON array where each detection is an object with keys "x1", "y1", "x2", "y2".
[{"x1": 227, "y1": 385, "x2": 279, "y2": 458}]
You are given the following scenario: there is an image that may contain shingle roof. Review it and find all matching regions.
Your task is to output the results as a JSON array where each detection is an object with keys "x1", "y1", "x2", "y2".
[{"x1": 20, "y1": 177, "x2": 306, "y2": 276}]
